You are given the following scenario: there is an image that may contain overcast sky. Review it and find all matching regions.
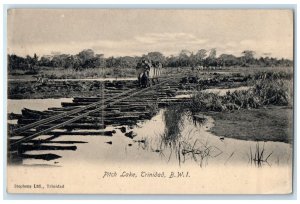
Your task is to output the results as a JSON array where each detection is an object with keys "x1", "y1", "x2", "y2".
[{"x1": 7, "y1": 9, "x2": 293, "y2": 59}]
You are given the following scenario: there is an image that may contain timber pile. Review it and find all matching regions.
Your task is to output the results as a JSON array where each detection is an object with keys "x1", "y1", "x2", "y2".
[
  {"x1": 15, "y1": 83, "x2": 184, "y2": 129},
  {"x1": 8, "y1": 80, "x2": 193, "y2": 164}
]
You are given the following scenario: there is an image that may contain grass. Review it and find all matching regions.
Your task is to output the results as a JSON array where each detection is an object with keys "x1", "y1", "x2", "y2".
[
  {"x1": 40, "y1": 67, "x2": 137, "y2": 79},
  {"x1": 187, "y1": 71, "x2": 293, "y2": 143},
  {"x1": 8, "y1": 65, "x2": 293, "y2": 81},
  {"x1": 155, "y1": 129, "x2": 223, "y2": 167},
  {"x1": 248, "y1": 142, "x2": 273, "y2": 167},
  {"x1": 155, "y1": 131, "x2": 223, "y2": 167},
  {"x1": 147, "y1": 101, "x2": 159, "y2": 116},
  {"x1": 210, "y1": 66, "x2": 293, "y2": 75},
  {"x1": 8, "y1": 67, "x2": 138, "y2": 80},
  {"x1": 8, "y1": 66, "x2": 179, "y2": 81},
  {"x1": 180, "y1": 139, "x2": 222, "y2": 167},
  {"x1": 154, "y1": 107, "x2": 224, "y2": 167},
  {"x1": 156, "y1": 106, "x2": 291, "y2": 167},
  {"x1": 250, "y1": 70, "x2": 293, "y2": 80},
  {"x1": 161, "y1": 106, "x2": 185, "y2": 146},
  {"x1": 206, "y1": 106, "x2": 293, "y2": 143},
  {"x1": 190, "y1": 78, "x2": 293, "y2": 113}
]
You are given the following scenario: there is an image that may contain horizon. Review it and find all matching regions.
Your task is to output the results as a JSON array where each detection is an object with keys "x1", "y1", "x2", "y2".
[
  {"x1": 7, "y1": 9, "x2": 294, "y2": 60},
  {"x1": 7, "y1": 48, "x2": 293, "y2": 60}
]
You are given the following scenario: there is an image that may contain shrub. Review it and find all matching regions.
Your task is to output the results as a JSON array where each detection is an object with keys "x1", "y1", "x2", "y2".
[{"x1": 190, "y1": 78, "x2": 293, "y2": 112}]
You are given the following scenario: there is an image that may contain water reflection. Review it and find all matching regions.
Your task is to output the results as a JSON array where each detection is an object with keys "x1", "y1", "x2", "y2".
[
  {"x1": 7, "y1": 98, "x2": 292, "y2": 168},
  {"x1": 144, "y1": 107, "x2": 291, "y2": 168}
]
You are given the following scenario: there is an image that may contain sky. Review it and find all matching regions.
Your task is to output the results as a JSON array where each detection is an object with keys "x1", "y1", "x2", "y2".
[{"x1": 7, "y1": 9, "x2": 294, "y2": 59}]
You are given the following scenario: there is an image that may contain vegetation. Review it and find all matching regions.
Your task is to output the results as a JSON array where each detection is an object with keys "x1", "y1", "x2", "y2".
[
  {"x1": 8, "y1": 48, "x2": 293, "y2": 76},
  {"x1": 207, "y1": 106, "x2": 293, "y2": 143},
  {"x1": 190, "y1": 76, "x2": 293, "y2": 113},
  {"x1": 158, "y1": 106, "x2": 222, "y2": 167},
  {"x1": 162, "y1": 106, "x2": 185, "y2": 146},
  {"x1": 187, "y1": 71, "x2": 293, "y2": 143},
  {"x1": 182, "y1": 71, "x2": 293, "y2": 144},
  {"x1": 248, "y1": 142, "x2": 273, "y2": 167}
]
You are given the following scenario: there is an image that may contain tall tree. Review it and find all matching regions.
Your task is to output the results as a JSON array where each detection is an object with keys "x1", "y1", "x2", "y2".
[
  {"x1": 39, "y1": 55, "x2": 52, "y2": 67},
  {"x1": 241, "y1": 50, "x2": 255, "y2": 65},
  {"x1": 195, "y1": 49, "x2": 207, "y2": 65},
  {"x1": 145, "y1": 52, "x2": 165, "y2": 64},
  {"x1": 179, "y1": 50, "x2": 192, "y2": 66},
  {"x1": 78, "y1": 49, "x2": 95, "y2": 65},
  {"x1": 218, "y1": 54, "x2": 238, "y2": 66},
  {"x1": 205, "y1": 48, "x2": 217, "y2": 66}
]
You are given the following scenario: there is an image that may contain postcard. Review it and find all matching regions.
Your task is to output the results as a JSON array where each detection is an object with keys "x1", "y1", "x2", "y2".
[{"x1": 6, "y1": 8, "x2": 293, "y2": 194}]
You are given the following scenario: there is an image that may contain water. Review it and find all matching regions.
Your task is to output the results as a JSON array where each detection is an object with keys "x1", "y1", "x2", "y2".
[
  {"x1": 174, "y1": 114, "x2": 291, "y2": 167},
  {"x1": 7, "y1": 98, "x2": 73, "y2": 114},
  {"x1": 7, "y1": 98, "x2": 73, "y2": 125},
  {"x1": 175, "y1": 94, "x2": 193, "y2": 99},
  {"x1": 175, "y1": 86, "x2": 251, "y2": 99},
  {"x1": 7, "y1": 98, "x2": 292, "y2": 168},
  {"x1": 202, "y1": 86, "x2": 251, "y2": 96}
]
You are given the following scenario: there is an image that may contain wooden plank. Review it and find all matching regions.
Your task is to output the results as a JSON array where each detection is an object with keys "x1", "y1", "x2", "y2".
[
  {"x1": 36, "y1": 123, "x2": 106, "y2": 131},
  {"x1": 11, "y1": 87, "x2": 139, "y2": 136},
  {"x1": 17, "y1": 144, "x2": 77, "y2": 152},
  {"x1": 10, "y1": 78, "x2": 173, "y2": 146},
  {"x1": 18, "y1": 117, "x2": 102, "y2": 125},
  {"x1": 17, "y1": 130, "x2": 115, "y2": 137}
]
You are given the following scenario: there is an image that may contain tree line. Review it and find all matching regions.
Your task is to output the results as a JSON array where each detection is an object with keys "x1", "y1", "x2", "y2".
[{"x1": 8, "y1": 48, "x2": 293, "y2": 72}]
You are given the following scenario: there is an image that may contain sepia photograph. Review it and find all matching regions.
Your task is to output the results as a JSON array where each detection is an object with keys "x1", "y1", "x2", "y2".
[{"x1": 6, "y1": 8, "x2": 294, "y2": 194}]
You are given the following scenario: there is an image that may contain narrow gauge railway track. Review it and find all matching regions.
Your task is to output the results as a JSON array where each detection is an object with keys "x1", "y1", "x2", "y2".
[{"x1": 9, "y1": 77, "x2": 178, "y2": 148}]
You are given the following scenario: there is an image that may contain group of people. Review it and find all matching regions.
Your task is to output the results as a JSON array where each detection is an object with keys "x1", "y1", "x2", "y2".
[{"x1": 136, "y1": 59, "x2": 162, "y2": 88}]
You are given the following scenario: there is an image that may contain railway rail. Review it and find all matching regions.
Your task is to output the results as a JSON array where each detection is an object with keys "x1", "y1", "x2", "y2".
[{"x1": 9, "y1": 77, "x2": 180, "y2": 148}]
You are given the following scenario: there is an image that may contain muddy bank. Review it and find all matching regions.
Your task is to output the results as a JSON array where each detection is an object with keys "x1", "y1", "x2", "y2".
[
  {"x1": 8, "y1": 80, "x2": 138, "y2": 99},
  {"x1": 206, "y1": 106, "x2": 293, "y2": 143}
]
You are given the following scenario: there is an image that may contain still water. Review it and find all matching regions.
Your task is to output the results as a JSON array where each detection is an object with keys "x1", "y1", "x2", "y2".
[{"x1": 7, "y1": 98, "x2": 292, "y2": 168}]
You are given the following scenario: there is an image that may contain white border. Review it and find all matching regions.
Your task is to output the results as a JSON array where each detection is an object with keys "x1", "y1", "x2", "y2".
[{"x1": 0, "y1": 0, "x2": 299, "y2": 202}]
